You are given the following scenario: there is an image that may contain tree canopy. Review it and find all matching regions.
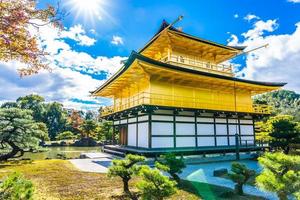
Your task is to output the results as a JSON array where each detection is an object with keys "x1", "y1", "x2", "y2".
[
  {"x1": 253, "y1": 90, "x2": 300, "y2": 121},
  {"x1": 256, "y1": 115, "x2": 300, "y2": 154},
  {"x1": 0, "y1": 108, "x2": 48, "y2": 160},
  {"x1": 0, "y1": 0, "x2": 64, "y2": 76},
  {"x1": 256, "y1": 152, "x2": 300, "y2": 200}
]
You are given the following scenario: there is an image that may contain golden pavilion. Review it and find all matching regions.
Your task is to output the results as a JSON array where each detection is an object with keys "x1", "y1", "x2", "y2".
[{"x1": 92, "y1": 20, "x2": 286, "y2": 156}]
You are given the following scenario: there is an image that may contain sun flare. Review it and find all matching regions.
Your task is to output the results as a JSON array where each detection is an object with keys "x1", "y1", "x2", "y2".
[{"x1": 65, "y1": 0, "x2": 110, "y2": 25}]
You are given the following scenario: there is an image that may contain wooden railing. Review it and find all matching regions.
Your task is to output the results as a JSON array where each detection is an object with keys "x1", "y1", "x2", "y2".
[
  {"x1": 100, "y1": 92, "x2": 272, "y2": 116},
  {"x1": 161, "y1": 54, "x2": 233, "y2": 76}
]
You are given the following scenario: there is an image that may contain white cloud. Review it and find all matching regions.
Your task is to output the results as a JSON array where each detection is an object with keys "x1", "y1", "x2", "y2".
[
  {"x1": 111, "y1": 35, "x2": 124, "y2": 45},
  {"x1": 287, "y1": 0, "x2": 300, "y2": 3},
  {"x1": 242, "y1": 19, "x2": 279, "y2": 39},
  {"x1": 244, "y1": 14, "x2": 260, "y2": 22},
  {"x1": 234, "y1": 14, "x2": 239, "y2": 18},
  {"x1": 60, "y1": 24, "x2": 96, "y2": 46},
  {"x1": 228, "y1": 19, "x2": 300, "y2": 92},
  {"x1": 0, "y1": 22, "x2": 125, "y2": 110}
]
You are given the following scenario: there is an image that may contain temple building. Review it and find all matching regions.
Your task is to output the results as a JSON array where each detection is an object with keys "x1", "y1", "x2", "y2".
[{"x1": 91, "y1": 20, "x2": 286, "y2": 156}]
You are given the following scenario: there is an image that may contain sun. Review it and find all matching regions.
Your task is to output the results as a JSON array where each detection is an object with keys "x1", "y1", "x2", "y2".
[{"x1": 64, "y1": 0, "x2": 110, "y2": 25}]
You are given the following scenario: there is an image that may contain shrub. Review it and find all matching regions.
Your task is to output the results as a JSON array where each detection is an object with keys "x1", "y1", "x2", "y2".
[
  {"x1": 228, "y1": 162, "x2": 255, "y2": 195},
  {"x1": 256, "y1": 152, "x2": 300, "y2": 200},
  {"x1": 137, "y1": 165, "x2": 177, "y2": 200},
  {"x1": 156, "y1": 153, "x2": 186, "y2": 183},
  {"x1": 55, "y1": 131, "x2": 76, "y2": 140},
  {"x1": 107, "y1": 154, "x2": 145, "y2": 196},
  {"x1": 0, "y1": 172, "x2": 34, "y2": 200}
]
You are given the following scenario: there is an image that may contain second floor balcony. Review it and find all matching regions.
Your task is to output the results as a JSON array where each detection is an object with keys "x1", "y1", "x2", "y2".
[
  {"x1": 160, "y1": 53, "x2": 234, "y2": 77},
  {"x1": 100, "y1": 92, "x2": 272, "y2": 117}
]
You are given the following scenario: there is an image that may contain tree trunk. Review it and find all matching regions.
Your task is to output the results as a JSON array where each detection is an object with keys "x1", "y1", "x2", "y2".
[
  {"x1": 0, "y1": 141, "x2": 22, "y2": 161},
  {"x1": 171, "y1": 173, "x2": 180, "y2": 183},
  {"x1": 234, "y1": 184, "x2": 243, "y2": 195},
  {"x1": 123, "y1": 179, "x2": 130, "y2": 193}
]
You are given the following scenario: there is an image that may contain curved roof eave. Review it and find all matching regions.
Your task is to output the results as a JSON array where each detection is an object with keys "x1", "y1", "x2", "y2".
[
  {"x1": 91, "y1": 51, "x2": 287, "y2": 95},
  {"x1": 139, "y1": 20, "x2": 246, "y2": 54}
]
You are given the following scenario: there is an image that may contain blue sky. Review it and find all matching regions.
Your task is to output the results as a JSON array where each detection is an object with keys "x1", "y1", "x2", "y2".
[{"x1": 1, "y1": 0, "x2": 300, "y2": 110}]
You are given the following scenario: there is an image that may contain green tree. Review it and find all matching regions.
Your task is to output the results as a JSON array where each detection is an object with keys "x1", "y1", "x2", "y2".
[
  {"x1": 0, "y1": 108, "x2": 48, "y2": 160},
  {"x1": 228, "y1": 162, "x2": 255, "y2": 195},
  {"x1": 257, "y1": 115, "x2": 300, "y2": 154},
  {"x1": 0, "y1": 172, "x2": 34, "y2": 200},
  {"x1": 137, "y1": 165, "x2": 177, "y2": 200},
  {"x1": 85, "y1": 111, "x2": 96, "y2": 120},
  {"x1": 43, "y1": 102, "x2": 68, "y2": 140},
  {"x1": 16, "y1": 94, "x2": 46, "y2": 122},
  {"x1": 80, "y1": 120, "x2": 98, "y2": 138},
  {"x1": 56, "y1": 131, "x2": 76, "y2": 140},
  {"x1": 253, "y1": 90, "x2": 300, "y2": 121},
  {"x1": 108, "y1": 154, "x2": 145, "y2": 195},
  {"x1": 97, "y1": 121, "x2": 113, "y2": 142},
  {"x1": 256, "y1": 153, "x2": 300, "y2": 200},
  {"x1": 156, "y1": 153, "x2": 186, "y2": 183},
  {"x1": 0, "y1": 102, "x2": 19, "y2": 108}
]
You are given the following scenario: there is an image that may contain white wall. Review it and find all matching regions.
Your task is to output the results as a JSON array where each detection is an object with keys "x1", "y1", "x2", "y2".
[
  {"x1": 197, "y1": 117, "x2": 214, "y2": 123},
  {"x1": 138, "y1": 115, "x2": 149, "y2": 121},
  {"x1": 240, "y1": 125, "x2": 254, "y2": 135},
  {"x1": 128, "y1": 124, "x2": 137, "y2": 146},
  {"x1": 197, "y1": 124, "x2": 214, "y2": 135},
  {"x1": 229, "y1": 136, "x2": 236, "y2": 145},
  {"x1": 229, "y1": 125, "x2": 239, "y2": 135},
  {"x1": 197, "y1": 137, "x2": 215, "y2": 146},
  {"x1": 216, "y1": 124, "x2": 227, "y2": 135},
  {"x1": 176, "y1": 123, "x2": 195, "y2": 135},
  {"x1": 176, "y1": 137, "x2": 195, "y2": 147},
  {"x1": 215, "y1": 118, "x2": 227, "y2": 123},
  {"x1": 176, "y1": 116, "x2": 194, "y2": 122},
  {"x1": 138, "y1": 122, "x2": 148, "y2": 148},
  {"x1": 216, "y1": 137, "x2": 228, "y2": 146},
  {"x1": 240, "y1": 119, "x2": 253, "y2": 124},
  {"x1": 152, "y1": 115, "x2": 173, "y2": 121},
  {"x1": 152, "y1": 122, "x2": 173, "y2": 135},
  {"x1": 128, "y1": 117, "x2": 137, "y2": 123},
  {"x1": 152, "y1": 137, "x2": 174, "y2": 148}
]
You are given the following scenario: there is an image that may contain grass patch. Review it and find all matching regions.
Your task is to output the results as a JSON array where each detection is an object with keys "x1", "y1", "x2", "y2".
[{"x1": 0, "y1": 160, "x2": 198, "y2": 200}]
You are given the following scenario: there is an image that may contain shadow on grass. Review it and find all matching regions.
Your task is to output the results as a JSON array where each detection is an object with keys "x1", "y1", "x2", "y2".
[
  {"x1": 0, "y1": 159, "x2": 33, "y2": 168},
  {"x1": 178, "y1": 179, "x2": 265, "y2": 200}
]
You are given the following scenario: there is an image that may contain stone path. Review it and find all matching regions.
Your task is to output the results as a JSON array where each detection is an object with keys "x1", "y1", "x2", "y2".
[{"x1": 70, "y1": 152, "x2": 115, "y2": 173}]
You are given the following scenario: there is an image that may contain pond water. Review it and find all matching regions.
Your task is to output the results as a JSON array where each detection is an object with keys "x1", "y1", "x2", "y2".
[{"x1": 21, "y1": 146, "x2": 101, "y2": 160}]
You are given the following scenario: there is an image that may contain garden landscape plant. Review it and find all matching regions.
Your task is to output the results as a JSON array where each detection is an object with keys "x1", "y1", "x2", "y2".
[{"x1": 256, "y1": 152, "x2": 300, "y2": 200}]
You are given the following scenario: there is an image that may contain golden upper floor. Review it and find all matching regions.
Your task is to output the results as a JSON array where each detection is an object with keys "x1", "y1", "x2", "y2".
[
  {"x1": 139, "y1": 21, "x2": 245, "y2": 77},
  {"x1": 91, "y1": 21, "x2": 286, "y2": 116},
  {"x1": 92, "y1": 51, "x2": 285, "y2": 116}
]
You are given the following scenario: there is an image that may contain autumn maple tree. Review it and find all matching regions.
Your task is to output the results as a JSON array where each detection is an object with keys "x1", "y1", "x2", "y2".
[{"x1": 0, "y1": 0, "x2": 64, "y2": 76}]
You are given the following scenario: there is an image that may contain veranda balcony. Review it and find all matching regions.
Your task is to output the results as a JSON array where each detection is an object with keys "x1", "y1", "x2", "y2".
[
  {"x1": 100, "y1": 92, "x2": 272, "y2": 117},
  {"x1": 160, "y1": 53, "x2": 234, "y2": 77}
]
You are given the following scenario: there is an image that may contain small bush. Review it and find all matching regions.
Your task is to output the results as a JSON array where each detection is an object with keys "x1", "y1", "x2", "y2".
[
  {"x1": 256, "y1": 152, "x2": 300, "y2": 200},
  {"x1": 0, "y1": 172, "x2": 34, "y2": 200},
  {"x1": 56, "y1": 131, "x2": 76, "y2": 140},
  {"x1": 108, "y1": 154, "x2": 145, "y2": 196},
  {"x1": 156, "y1": 153, "x2": 186, "y2": 183},
  {"x1": 137, "y1": 165, "x2": 177, "y2": 200},
  {"x1": 228, "y1": 162, "x2": 255, "y2": 195}
]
